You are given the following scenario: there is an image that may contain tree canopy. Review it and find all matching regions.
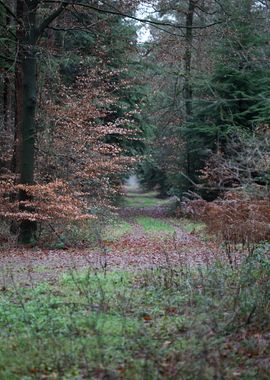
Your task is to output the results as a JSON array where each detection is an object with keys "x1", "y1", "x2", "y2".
[{"x1": 0, "y1": 0, "x2": 269, "y2": 243}]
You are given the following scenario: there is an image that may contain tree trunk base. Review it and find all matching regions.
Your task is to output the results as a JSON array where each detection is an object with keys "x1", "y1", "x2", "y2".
[{"x1": 18, "y1": 220, "x2": 37, "y2": 245}]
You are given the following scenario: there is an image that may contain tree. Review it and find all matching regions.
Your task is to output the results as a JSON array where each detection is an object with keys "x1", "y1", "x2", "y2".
[
  {"x1": 0, "y1": 0, "x2": 143, "y2": 244},
  {"x1": 192, "y1": 0, "x2": 270, "y2": 195},
  {"x1": 138, "y1": 0, "x2": 217, "y2": 197},
  {"x1": 138, "y1": 0, "x2": 270, "y2": 199}
]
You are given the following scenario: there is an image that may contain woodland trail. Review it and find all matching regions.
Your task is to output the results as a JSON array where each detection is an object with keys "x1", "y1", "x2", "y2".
[{"x1": 0, "y1": 189, "x2": 217, "y2": 286}]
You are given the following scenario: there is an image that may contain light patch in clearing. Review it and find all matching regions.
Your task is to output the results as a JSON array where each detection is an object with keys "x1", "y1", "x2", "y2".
[
  {"x1": 136, "y1": 216, "x2": 175, "y2": 234},
  {"x1": 102, "y1": 220, "x2": 133, "y2": 241},
  {"x1": 125, "y1": 193, "x2": 169, "y2": 208}
]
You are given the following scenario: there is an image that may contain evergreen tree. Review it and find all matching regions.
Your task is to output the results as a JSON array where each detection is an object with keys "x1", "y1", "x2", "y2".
[
  {"x1": 140, "y1": 0, "x2": 270, "y2": 198},
  {"x1": 188, "y1": 0, "x2": 270, "y2": 192}
]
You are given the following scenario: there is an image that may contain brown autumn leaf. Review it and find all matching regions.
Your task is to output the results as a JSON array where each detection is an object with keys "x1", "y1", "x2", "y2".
[{"x1": 143, "y1": 315, "x2": 153, "y2": 321}]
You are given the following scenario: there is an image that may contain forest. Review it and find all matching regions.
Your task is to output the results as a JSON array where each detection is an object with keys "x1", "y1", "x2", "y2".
[{"x1": 0, "y1": 0, "x2": 269, "y2": 379}]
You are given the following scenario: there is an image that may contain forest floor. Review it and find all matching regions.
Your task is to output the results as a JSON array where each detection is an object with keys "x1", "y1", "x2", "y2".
[
  {"x1": 0, "y1": 187, "x2": 217, "y2": 286},
  {"x1": 0, "y1": 188, "x2": 269, "y2": 380}
]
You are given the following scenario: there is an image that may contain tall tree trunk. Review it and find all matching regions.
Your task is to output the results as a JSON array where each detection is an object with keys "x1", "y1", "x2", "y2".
[
  {"x1": 18, "y1": 48, "x2": 38, "y2": 243},
  {"x1": 15, "y1": 0, "x2": 66, "y2": 243},
  {"x1": 10, "y1": 0, "x2": 25, "y2": 235},
  {"x1": 17, "y1": 0, "x2": 38, "y2": 244},
  {"x1": 184, "y1": 0, "x2": 195, "y2": 120},
  {"x1": 184, "y1": 0, "x2": 195, "y2": 177},
  {"x1": 1, "y1": 0, "x2": 13, "y2": 132},
  {"x1": 12, "y1": 0, "x2": 25, "y2": 175},
  {"x1": 12, "y1": 65, "x2": 23, "y2": 174}
]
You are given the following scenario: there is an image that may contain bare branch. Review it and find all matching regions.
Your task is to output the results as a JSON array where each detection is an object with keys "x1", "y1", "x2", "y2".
[
  {"x1": 35, "y1": 1, "x2": 68, "y2": 36},
  {"x1": 0, "y1": 53, "x2": 18, "y2": 64},
  {"x1": 0, "y1": 0, "x2": 20, "y2": 23},
  {"x1": 43, "y1": 0, "x2": 224, "y2": 30}
]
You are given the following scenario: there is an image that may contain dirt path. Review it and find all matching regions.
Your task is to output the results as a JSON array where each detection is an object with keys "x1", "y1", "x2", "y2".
[
  {"x1": 0, "y1": 193, "x2": 217, "y2": 286},
  {"x1": 106, "y1": 208, "x2": 217, "y2": 268}
]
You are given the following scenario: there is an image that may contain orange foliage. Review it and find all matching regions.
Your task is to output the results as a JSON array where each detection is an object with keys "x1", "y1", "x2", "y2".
[
  {"x1": 0, "y1": 68, "x2": 139, "y2": 226},
  {"x1": 185, "y1": 193, "x2": 270, "y2": 251},
  {"x1": 0, "y1": 180, "x2": 93, "y2": 222}
]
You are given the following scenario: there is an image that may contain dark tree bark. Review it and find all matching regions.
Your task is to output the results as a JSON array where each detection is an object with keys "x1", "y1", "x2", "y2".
[
  {"x1": 12, "y1": 0, "x2": 23, "y2": 175},
  {"x1": 184, "y1": 0, "x2": 196, "y2": 177},
  {"x1": 15, "y1": 0, "x2": 67, "y2": 243},
  {"x1": 184, "y1": 0, "x2": 195, "y2": 120},
  {"x1": 16, "y1": 0, "x2": 38, "y2": 243},
  {"x1": 1, "y1": 0, "x2": 14, "y2": 132},
  {"x1": 3, "y1": 76, "x2": 13, "y2": 131}
]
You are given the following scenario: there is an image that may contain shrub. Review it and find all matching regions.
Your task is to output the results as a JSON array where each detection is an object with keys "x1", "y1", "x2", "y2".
[{"x1": 184, "y1": 193, "x2": 270, "y2": 253}]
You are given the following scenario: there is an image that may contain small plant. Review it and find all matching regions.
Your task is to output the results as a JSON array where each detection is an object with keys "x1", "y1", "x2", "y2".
[{"x1": 1, "y1": 252, "x2": 269, "y2": 379}]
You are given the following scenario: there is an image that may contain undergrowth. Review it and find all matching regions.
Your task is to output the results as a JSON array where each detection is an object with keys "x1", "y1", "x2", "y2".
[
  {"x1": 0, "y1": 245, "x2": 269, "y2": 379},
  {"x1": 186, "y1": 195, "x2": 270, "y2": 254}
]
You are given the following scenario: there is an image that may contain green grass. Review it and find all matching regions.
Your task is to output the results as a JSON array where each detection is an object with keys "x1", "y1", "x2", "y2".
[
  {"x1": 33, "y1": 265, "x2": 50, "y2": 273},
  {"x1": 102, "y1": 219, "x2": 133, "y2": 241},
  {"x1": 170, "y1": 217, "x2": 206, "y2": 234},
  {"x1": 124, "y1": 192, "x2": 169, "y2": 208},
  {"x1": 1, "y1": 245, "x2": 269, "y2": 379},
  {"x1": 136, "y1": 216, "x2": 175, "y2": 234}
]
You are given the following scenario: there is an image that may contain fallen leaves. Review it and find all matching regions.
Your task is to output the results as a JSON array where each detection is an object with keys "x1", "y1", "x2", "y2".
[{"x1": 0, "y1": 196, "x2": 218, "y2": 286}]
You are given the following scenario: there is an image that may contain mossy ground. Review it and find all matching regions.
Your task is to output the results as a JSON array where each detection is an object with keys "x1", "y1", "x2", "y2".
[
  {"x1": 124, "y1": 192, "x2": 170, "y2": 208},
  {"x1": 0, "y1": 247, "x2": 269, "y2": 379},
  {"x1": 0, "y1": 192, "x2": 269, "y2": 379},
  {"x1": 102, "y1": 219, "x2": 133, "y2": 242}
]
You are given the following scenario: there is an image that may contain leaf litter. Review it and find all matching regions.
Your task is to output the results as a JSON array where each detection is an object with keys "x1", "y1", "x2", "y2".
[{"x1": 0, "y1": 196, "x2": 218, "y2": 286}]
